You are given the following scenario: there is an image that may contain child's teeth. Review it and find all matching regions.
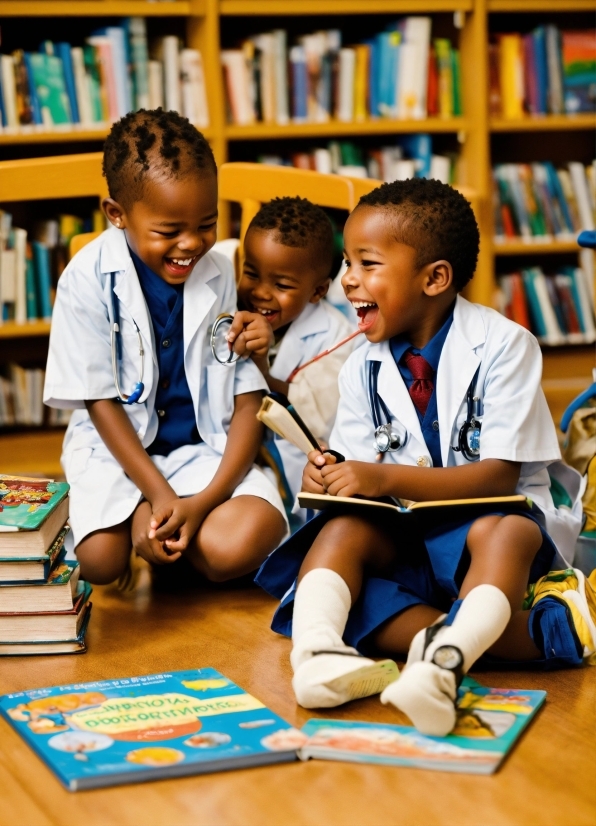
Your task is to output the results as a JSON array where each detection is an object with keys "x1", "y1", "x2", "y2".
[
  {"x1": 351, "y1": 301, "x2": 376, "y2": 309},
  {"x1": 172, "y1": 258, "x2": 192, "y2": 266}
]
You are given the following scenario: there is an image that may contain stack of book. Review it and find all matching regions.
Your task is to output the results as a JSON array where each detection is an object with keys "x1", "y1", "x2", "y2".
[
  {"x1": 0, "y1": 210, "x2": 105, "y2": 326},
  {"x1": 222, "y1": 20, "x2": 462, "y2": 126},
  {"x1": 492, "y1": 160, "x2": 596, "y2": 244},
  {"x1": 496, "y1": 264, "x2": 596, "y2": 346},
  {"x1": 489, "y1": 26, "x2": 596, "y2": 118},
  {"x1": 258, "y1": 135, "x2": 456, "y2": 185},
  {"x1": 0, "y1": 475, "x2": 90, "y2": 656},
  {"x1": 0, "y1": 365, "x2": 71, "y2": 428},
  {"x1": 0, "y1": 17, "x2": 209, "y2": 134}
]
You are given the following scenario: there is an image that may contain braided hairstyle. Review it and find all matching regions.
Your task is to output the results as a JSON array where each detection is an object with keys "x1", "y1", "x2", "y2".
[
  {"x1": 357, "y1": 178, "x2": 480, "y2": 291},
  {"x1": 103, "y1": 108, "x2": 216, "y2": 209},
  {"x1": 249, "y1": 196, "x2": 334, "y2": 278}
]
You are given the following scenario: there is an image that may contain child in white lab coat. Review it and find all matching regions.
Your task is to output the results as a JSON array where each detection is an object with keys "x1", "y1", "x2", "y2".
[
  {"x1": 235, "y1": 197, "x2": 358, "y2": 518},
  {"x1": 44, "y1": 109, "x2": 287, "y2": 585},
  {"x1": 256, "y1": 178, "x2": 592, "y2": 736}
]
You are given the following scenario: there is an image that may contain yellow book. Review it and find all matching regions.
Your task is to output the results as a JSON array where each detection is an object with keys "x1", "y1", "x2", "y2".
[
  {"x1": 353, "y1": 44, "x2": 369, "y2": 122},
  {"x1": 499, "y1": 34, "x2": 524, "y2": 119},
  {"x1": 434, "y1": 39, "x2": 453, "y2": 118}
]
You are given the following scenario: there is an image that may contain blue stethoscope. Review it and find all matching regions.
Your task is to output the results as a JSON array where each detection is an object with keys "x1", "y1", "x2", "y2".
[
  {"x1": 368, "y1": 361, "x2": 483, "y2": 461},
  {"x1": 109, "y1": 273, "x2": 239, "y2": 405}
]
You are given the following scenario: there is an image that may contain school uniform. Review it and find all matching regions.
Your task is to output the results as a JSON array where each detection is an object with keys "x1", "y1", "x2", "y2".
[
  {"x1": 268, "y1": 300, "x2": 357, "y2": 521},
  {"x1": 256, "y1": 295, "x2": 583, "y2": 651},
  {"x1": 44, "y1": 226, "x2": 286, "y2": 548}
]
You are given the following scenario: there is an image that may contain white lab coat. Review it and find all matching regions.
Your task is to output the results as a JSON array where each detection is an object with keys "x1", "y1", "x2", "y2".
[
  {"x1": 269, "y1": 300, "x2": 357, "y2": 517},
  {"x1": 44, "y1": 226, "x2": 285, "y2": 546},
  {"x1": 331, "y1": 295, "x2": 583, "y2": 567}
]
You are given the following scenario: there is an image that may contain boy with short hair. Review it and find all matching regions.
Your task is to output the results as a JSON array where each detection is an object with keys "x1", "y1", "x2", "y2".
[
  {"x1": 236, "y1": 197, "x2": 358, "y2": 516},
  {"x1": 256, "y1": 178, "x2": 591, "y2": 736}
]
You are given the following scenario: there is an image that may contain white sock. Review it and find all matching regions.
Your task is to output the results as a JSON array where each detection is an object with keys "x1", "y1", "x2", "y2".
[
  {"x1": 291, "y1": 568, "x2": 391, "y2": 708},
  {"x1": 382, "y1": 585, "x2": 511, "y2": 736}
]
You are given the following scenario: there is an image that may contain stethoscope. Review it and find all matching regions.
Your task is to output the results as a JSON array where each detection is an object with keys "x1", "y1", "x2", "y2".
[
  {"x1": 368, "y1": 360, "x2": 483, "y2": 462},
  {"x1": 109, "y1": 272, "x2": 239, "y2": 405}
]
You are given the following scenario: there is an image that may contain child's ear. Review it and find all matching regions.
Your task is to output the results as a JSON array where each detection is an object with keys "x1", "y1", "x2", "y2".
[
  {"x1": 422, "y1": 260, "x2": 453, "y2": 297},
  {"x1": 102, "y1": 198, "x2": 126, "y2": 230},
  {"x1": 309, "y1": 277, "x2": 332, "y2": 304}
]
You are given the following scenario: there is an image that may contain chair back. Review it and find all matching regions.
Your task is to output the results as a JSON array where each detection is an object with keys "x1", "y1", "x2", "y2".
[
  {"x1": 219, "y1": 162, "x2": 355, "y2": 243},
  {"x1": 0, "y1": 152, "x2": 107, "y2": 259}
]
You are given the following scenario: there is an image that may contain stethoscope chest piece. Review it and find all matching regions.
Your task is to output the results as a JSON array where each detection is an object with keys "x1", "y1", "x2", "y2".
[
  {"x1": 374, "y1": 421, "x2": 408, "y2": 454},
  {"x1": 210, "y1": 313, "x2": 240, "y2": 366}
]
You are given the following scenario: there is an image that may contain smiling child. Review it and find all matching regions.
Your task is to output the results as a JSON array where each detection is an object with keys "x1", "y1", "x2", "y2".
[
  {"x1": 44, "y1": 109, "x2": 287, "y2": 586},
  {"x1": 237, "y1": 197, "x2": 358, "y2": 516},
  {"x1": 256, "y1": 178, "x2": 589, "y2": 736}
]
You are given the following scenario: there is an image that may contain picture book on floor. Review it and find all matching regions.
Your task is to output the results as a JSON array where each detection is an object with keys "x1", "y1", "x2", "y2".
[
  {"x1": 0, "y1": 668, "x2": 300, "y2": 790},
  {"x1": 298, "y1": 678, "x2": 546, "y2": 775}
]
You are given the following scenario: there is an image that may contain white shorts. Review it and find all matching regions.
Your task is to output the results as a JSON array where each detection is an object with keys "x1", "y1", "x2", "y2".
[{"x1": 64, "y1": 441, "x2": 288, "y2": 548}]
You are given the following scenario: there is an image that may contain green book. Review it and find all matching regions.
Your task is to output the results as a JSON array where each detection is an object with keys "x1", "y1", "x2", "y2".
[
  {"x1": 26, "y1": 52, "x2": 71, "y2": 126},
  {"x1": 83, "y1": 45, "x2": 104, "y2": 122},
  {"x1": 451, "y1": 48, "x2": 462, "y2": 116}
]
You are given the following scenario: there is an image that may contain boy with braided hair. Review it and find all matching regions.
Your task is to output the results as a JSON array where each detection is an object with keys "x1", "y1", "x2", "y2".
[{"x1": 45, "y1": 109, "x2": 287, "y2": 586}]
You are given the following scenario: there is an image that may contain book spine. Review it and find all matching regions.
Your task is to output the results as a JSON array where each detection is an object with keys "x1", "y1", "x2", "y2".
[
  {"x1": 56, "y1": 44, "x2": 79, "y2": 124},
  {"x1": 569, "y1": 162, "x2": 595, "y2": 231},
  {"x1": 336, "y1": 48, "x2": 355, "y2": 123},
  {"x1": 148, "y1": 60, "x2": 164, "y2": 110},
  {"x1": 13, "y1": 227, "x2": 27, "y2": 325},
  {"x1": 127, "y1": 17, "x2": 150, "y2": 111},
  {"x1": 545, "y1": 25, "x2": 564, "y2": 115},
  {"x1": 1, "y1": 55, "x2": 19, "y2": 129},
  {"x1": 31, "y1": 241, "x2": 52, "y2": 321},
  {"x1": 272, "y1": 29, "x2": 289, "y2": 126},
  {"x1": 353, "y1": 44, "x2": 369, "y2": 123},
  {"x1": 289, "y1": 46, "x2": 308, "y2": 123},
  {"x1": 499, "y1": 34, "x2": 524, "y2": 119},
  {"x1": 25, "y1": 244, "x2": 39, "y2": 321}
]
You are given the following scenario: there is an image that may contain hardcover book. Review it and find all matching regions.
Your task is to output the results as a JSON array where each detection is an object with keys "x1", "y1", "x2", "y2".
[
  {"x1": 0, "y1": 581, "x2": 91, "y2": 642},
  {"x1": 0, "y1": 560, "x2": 80, "y2": 612},
  {"x1": 0, "y1": 476, "x2": 69, "y2": 557},
  {"x1": 0, "y1": 604, "x2": 91, "y2": 656},
  {"x1": 0, "y1": 669, "x2": 299, "y2": 790},
  {"x1": 299, "y1": 679, "x2": 546, "y2": 775},
  {"x1": 0, "y1": 527, "x2": 69, "y2": 582}
]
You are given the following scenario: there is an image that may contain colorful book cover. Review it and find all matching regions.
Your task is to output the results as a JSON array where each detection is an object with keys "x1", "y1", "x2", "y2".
[
  {"x1": 0, "y1": 476, "x2": 69, "y2": 532},
  {"x1": 0, "y1": 669, "x2": 299, "y2": 790},
  {"x1": 55, "y1": 44, "x2": 79, "y2": 124},
  {"x1": 562, "y1": 31, "x2": 596, "y2": 114},
  {"x1": 299, "y1": 679, "x2": 546, "y2": 775}
]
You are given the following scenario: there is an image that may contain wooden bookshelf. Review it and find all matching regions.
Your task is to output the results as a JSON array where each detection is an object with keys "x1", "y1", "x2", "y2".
[
  {"x1": 490, "y1": 114, "x2": 596, "y2": 132},
  {"x1": 493, "y1": 240, "x2": 581, "y2": 255},
  {"x1": 0, "y1": 1, "x2": 196, "y2": 15},
  {"x1": 225, "y1": 117, "x2": 469, "y2": 140},
  {"x1": 220, "y1": 0, "x2": 473, "y2": 14},
  {"x1": 0, "y1": 321, "x2": 52, "y2": 338}
]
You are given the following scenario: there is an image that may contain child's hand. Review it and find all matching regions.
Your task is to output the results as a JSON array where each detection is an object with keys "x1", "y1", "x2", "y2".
[
  {"x1": 132, "y1": 501, "x2": 182, "y2": 566},
  {"x1": 226, "y1": 311, "x2": 273, "y2": 359},
  {"x1": 320, "y1": 460, "x2": 383, "y2": 499},
  {"x1": 302, "y1": 449, "x2": 337, "y2": 494},
  {"x1": 148, "y1": 495, "x2": 210, "y2": 553}
]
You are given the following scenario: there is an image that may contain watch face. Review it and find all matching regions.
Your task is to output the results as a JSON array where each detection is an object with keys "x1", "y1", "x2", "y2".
[{"x1": 432, "y1": 645, "x2": 463, "y2": 670}]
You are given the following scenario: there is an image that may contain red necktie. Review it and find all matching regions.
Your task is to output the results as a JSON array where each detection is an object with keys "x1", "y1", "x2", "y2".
[{"x1": 403, "y1": 351, "x2": 434, "y2": 417}]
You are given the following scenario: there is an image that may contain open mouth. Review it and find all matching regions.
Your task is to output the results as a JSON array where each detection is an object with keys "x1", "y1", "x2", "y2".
[
  {"x1": 351, "y1": 301, "x2": 379, "y2": 333},
  {"x1": 164, "y1": 256, "x2": 199, "y2": 276},
  {"x1": 251, "y1": 306, "x2": 280, "y2": 325}
]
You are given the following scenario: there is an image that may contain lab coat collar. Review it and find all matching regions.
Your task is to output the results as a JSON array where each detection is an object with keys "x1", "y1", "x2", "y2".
[
  {"x1": 182, "y1": 254, "x2": 220, "y2": 353},
  {"x1": 436, "y1": 296, "x2": 485, "y2": 464},
  {"x1": 366, "y1": 342, "x2": 426, "y2": 452},
  {"x1": 271, "y1": 301, "x2": 331, "y2": 382}
]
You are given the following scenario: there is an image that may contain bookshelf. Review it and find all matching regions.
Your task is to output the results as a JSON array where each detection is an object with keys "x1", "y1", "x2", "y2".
[{"x1": 0, "y1": 0, "x2": 594, "y2": 466}]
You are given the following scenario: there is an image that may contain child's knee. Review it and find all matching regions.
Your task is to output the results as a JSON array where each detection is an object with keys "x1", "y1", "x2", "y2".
[
  {"x1": 76, "y1": 533, "x2": 131, "y2": 585},
  {"x1": 467, "y1": 514, "x2": 542, "y2": 563}
]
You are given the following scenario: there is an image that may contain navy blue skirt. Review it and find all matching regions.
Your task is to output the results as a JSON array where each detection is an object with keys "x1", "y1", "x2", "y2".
[{"x1": 255, "y1": 503, "x2": 556, "y2": 655}]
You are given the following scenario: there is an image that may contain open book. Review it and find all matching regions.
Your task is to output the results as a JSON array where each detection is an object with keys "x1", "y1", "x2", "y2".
[
  {"x1": 257, "y1": 393, "x2": 344, "y2": 461},
  {"x1": 298, "y1": 492, "x2": 531, "y2": 516}
]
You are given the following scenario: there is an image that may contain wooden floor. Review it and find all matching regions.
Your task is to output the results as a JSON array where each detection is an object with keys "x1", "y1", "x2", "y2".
[{"x1": 0, "y1": 568, "x2": 595, "y2": 826}]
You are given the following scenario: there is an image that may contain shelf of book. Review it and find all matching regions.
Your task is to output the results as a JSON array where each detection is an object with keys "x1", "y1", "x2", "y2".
[
  {"x1": 0, "y1": 126, "x2": 214, "y2": 146},
  {"x1": 0, "y1": 1, "x2": 196, "y2": 15},
  {"x1": 220, "y1": 0, "x2": 473, "y2": 14},
  {"x1": 0, "y1": 321, "x2": 52, "y2": 339},
  {"x1": 225, "y1": 118, "x2": 468, "y2": 140},
  {"x1": 487, "y1": 0, "x2": 594, "y2": 11},
  {"x1": 493, "y1": 240, "x2": 581, "y2": 255},
  {"x1": 490, "y1": 114, "x2": 596, "y2": 133}
]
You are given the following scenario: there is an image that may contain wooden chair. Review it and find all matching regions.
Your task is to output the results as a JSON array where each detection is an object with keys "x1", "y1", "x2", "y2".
[
  {"x1": 219, "y1": 162, "x2": 355, "y2": 245},
  {"x1": 0, "y1": 151, "x2": 106, "y2": 258}
]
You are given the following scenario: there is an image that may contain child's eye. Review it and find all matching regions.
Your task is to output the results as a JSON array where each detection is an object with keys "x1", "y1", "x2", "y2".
[
  {"x1": 242, "y1": 270, "x2": 258, "y2": 280},
  {"x1": 155, "y1": 230, "x2": 179, "y2": 238},
  {"x1": 361, "y1": 259, "x2": 380, "y2": 267},
  {"x1": 199, "y1": 222, "x2": 217, "y2": 232},
  {"x1": 343, "y1": 259, "x2": 351, "y2": 268},
  {"x1": 276, "y1": 283, "x2": 295, "y2": 291}
]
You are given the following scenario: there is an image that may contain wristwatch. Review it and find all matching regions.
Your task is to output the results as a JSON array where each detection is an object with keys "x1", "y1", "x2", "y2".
[{"x1": 430, "y1": 645, "x2": 465, "y2": 687}]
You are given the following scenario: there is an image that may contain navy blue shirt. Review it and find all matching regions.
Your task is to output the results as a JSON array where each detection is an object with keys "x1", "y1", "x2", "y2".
[
  {"x1": 389, "y1": 308, "x2": 454, "y2": 468},
  {"x1": 130, "y1": 249, "x2": 201, "y2": 457}
]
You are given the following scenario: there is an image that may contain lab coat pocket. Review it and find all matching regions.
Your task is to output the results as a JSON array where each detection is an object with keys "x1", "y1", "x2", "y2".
[
  {"x1": 66, "y1": 446, "x2": 93, "y2": 481},
  {"x1": 206, "y1": 364, "x2": 234, "y2": 434}
]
